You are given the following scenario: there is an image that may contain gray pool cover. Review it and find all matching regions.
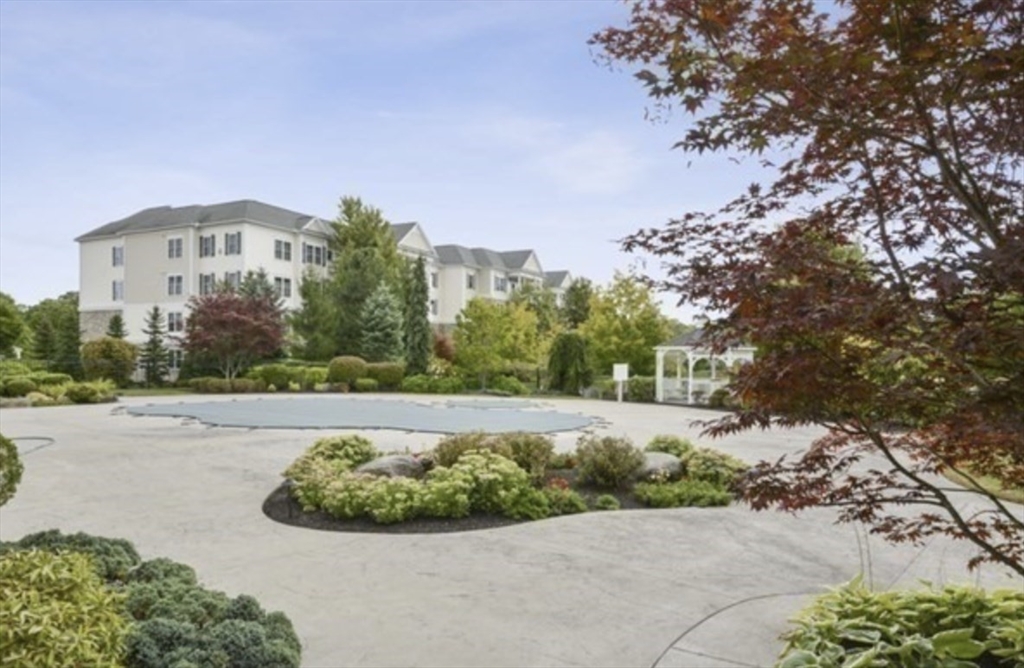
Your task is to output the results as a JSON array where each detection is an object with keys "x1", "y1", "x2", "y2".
[{"x1": 127, "y1": 397, "x2": 593, "y2": 433}]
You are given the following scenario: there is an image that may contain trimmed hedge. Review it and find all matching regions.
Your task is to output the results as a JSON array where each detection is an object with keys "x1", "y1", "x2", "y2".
[
  {"x1": 353, "y1": 378, "x2": 379, "y2": 392},
  {"x1": 0, "y1": 433, "x2": 23, "y2": 507},
  {"x1": 327, "y1": 356, "x2": 367, "y2": 384},
  {"x1": 365, "y1": 362, "x2": 405, "y2": 390}
]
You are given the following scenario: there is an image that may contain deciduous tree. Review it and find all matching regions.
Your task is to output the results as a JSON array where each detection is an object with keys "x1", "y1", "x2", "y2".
[
  {"x1": 183, "y1": 291, "x2": 285, "y2": 379},
  {"x1": 594, "y1": 0, "x2": 1024, "y2": 574},
  {"x1": 454, "y1": 299, "x2": 538, "y2": 389},
  {"x1": 560, "y1": 278, "x2": 593, "y2": 329},
  {"x1": 0, "y1": 293, "x2": 26, "y2": 357},
  {"x1": 579, "y1": 273, "x2": 670, "y2": 376},
  {"x1": 81, "y1": 336, "x2": 138, "y2": 387}
]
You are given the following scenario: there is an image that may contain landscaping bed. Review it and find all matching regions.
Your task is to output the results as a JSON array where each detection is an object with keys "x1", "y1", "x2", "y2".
[{"x1": 263, "y1": 432, "x2": 749, "y2": 534}]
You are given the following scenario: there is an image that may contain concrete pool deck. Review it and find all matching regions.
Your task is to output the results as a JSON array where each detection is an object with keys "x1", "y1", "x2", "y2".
[{"x1": 1, "y1": 394, "x2": 1019, "y2": 667}]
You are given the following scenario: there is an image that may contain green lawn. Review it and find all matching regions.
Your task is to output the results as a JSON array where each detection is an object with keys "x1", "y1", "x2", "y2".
[
  {"x1": 943, "y1": 467, "x2": 1024, "y2": 505},
  {"x1": 116, "y1": 387, "x2": 192, "y2": 397}
]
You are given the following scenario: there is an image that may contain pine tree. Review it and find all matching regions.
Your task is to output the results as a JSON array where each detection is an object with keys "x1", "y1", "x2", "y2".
[
  {"x1": 139, "y1": 306, "x2": 169, "y2": 386},
  {"x1": 403, "y1": 256, "x2": 431, "y2": 375},
  {"x1": 333, "y1": 248, "x2": 387, "y2": 355},
  {"x1": 106, "y1": 314, "x2": 127, "y2": 339},
  {"x1": 360, "y1": 283, "x2": 404, "y2": 363},
  {"x1": 290, "y1": 270, "x2": 336, "y2": 361}
]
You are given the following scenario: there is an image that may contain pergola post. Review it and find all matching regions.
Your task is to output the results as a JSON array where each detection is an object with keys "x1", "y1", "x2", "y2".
[
  {"x1": 687, "y1": 354, "x2": 696, "y2": 404},
  {"x1": 655, "y1": 349, "x2": 665, "y2": 403}
]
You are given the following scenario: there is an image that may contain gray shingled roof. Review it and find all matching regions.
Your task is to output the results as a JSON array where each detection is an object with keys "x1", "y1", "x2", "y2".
[
  {"x1": 390, "y1": 222, "x2": 417, "y2": 243},
  {"x1": 435, "y1": 244, "x2": 480, "y2": 267},
  {"x1": 76, "y1": 199, "x2": 322, "y2": 241},
  {"x1": 544, "y1": 270, "x2": 570, "y2": 288},
  {"x1": 471, "y1": 248, "x2": 507, "y2": 269},
  {"x1": 499, "y1": 250, "x2": 534, "y2": 270}
]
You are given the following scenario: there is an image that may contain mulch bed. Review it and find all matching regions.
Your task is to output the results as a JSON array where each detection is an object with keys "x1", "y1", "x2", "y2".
[{"x1": 262, "y1": 469, "x2": 648, "y2": 535}]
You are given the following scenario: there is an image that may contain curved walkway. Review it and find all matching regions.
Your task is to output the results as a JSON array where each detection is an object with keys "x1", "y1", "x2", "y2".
[{"x1": 1, "y1": 394, "x2": 1017, "y2": 668}]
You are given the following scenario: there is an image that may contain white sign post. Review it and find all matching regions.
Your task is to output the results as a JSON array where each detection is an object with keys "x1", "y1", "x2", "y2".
[{"x1": 612, "y1": 364, "x2": 629, "y2": 403}]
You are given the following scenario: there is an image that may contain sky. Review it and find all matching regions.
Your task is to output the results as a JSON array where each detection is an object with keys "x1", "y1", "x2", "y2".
[{"x1": 0, "y1": 0, "x2": 767, "y2": 320}]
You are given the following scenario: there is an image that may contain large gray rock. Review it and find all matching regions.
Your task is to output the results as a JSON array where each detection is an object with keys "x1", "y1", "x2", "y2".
[
  {"x1": 635, "y1": 452, "x2": 683, "y2": 482},
  {"x1": 354, "y1": 455, "x2": 426, "y2": 479}
]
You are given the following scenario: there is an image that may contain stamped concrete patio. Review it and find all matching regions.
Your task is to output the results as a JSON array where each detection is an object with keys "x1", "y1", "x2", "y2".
[{"x1": 1, "y1": 394, "x2": 1018, "y2": 668}]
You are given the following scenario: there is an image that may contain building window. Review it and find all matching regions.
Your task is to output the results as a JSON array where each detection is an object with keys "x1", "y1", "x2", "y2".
[
  {"x1": 198, "y1": 273, "x2": 216, "y2": 295},
  {"x1": 225, "y1": 232, "x2": 242, "y2": 255},
  {"x1": 112, "y1": 280, "x2": 124, "y2": 301},
  {"x1": 167, "y1": 312, "x2": 184, "y2": 333},
  {"x1": 429, "y1": 299, "x2": 438, "y2": 316},
  {"x1": 274, "y1": 277, "x2": 292, "y2": 298},
  {"x1": 430, "y1": 272, "x2": 438, "y2": 289},
  {"x1": 167, "y1": 275, "x2": 183, "y2": 296},
  {"x1": 199, "y1": 235, "x2": 216, "y2": 258},
  {"x1": 466, "y1": 273, "x2": 476, "y2": 290},
  {"x1": 112, "y1": 246, "x2": 124, "y2": 267},
  {"x1": 302, "y1": 243, "x2": 312, "y2": 264},
  {"x1": 224, "y1": 271, "x2": 241, "y2": 290},
  {"x1": 274, "y1": 239, "x2": 292, "y2": 261},
  {"x1": 494, "y1": 276, "x2": 507, "y2": 292},
  {"x1": 168, "y1": 349, "x2": 183, "y2": 370},
  {"x1": 167, "y1": 237, "x2": 183, "y2": 259},
  {"x1": 314, "y1": 246, "x2": 324, "y2": 266}
]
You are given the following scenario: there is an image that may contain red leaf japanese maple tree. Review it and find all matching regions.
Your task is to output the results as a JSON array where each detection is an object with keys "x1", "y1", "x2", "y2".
[
  {"x1": 183, "y1": 290, "x2": 285, "y2": 380},
  {"x1": 593, "y1": 0, "x2": 1023, "y2": 575}
]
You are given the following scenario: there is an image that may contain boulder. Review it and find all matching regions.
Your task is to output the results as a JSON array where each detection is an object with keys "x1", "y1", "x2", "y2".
[
  {"x1": 635, "y1": 452, "x2": 683, "y2": 482},
  {"x1": 354, "y1": 455, "x2": 425, "y2": 479}
]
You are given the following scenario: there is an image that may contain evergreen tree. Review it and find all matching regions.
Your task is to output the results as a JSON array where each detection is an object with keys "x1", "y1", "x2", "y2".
[
  {"x1": 27, "y1": 292, "x2": 81, "y2": 377},
  {"x1": 290, "y1": 270, "x2": 335, "y2": 361},
  {"x1": 360, "y1": 283, "x2": 404, "y2": 363},
  {"x1": 106, "y1": 314, "x2": 127, "y2": 339},
  {"x1": 0, "y1": 292, "x2": 26, "y2": 357},
  {"x1": 332, "y1": 248, "x2": 387, "y2": 355},
  {"x1": 403, "y1": 257, "x2": 431, "y2": 375},
  {"x1": 239, "y1": 268, "x2": 280, "y2": 303},
  {"x1": 139, "y1": 306, "x2": 169, "y2": 386}
]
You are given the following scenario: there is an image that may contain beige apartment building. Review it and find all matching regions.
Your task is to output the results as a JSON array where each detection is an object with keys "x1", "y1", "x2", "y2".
[{"x1": 76, "y1": 199, "x2": 573, "y2": 367}]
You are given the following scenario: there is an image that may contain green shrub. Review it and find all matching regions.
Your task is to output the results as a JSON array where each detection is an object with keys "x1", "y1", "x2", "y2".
[
  {"x1": 188, "y1": 377, "x2": 234, "y2": 393},
  {"x1": 682, "y1": 447, "x2": 749, "y2": 488},
  {"x1": 707, "y1": 388, "x2": 733, "y2": 408},
  {"x1": 295, "y1": 435, "x2": 377, "y2": 472},
  {"x1": 421, "y1": 467, "x2": 474, "y2": 518},
  {"x1": 645, "y1": 435, "x2": 695, "y2": 459},
  {"x1": 431, "y1": 376, "x2": 465, "y2": 394},
  {"x1": 2, "y1": 529, "x2": 142, "y2": 582},
  {"x1": 230, "y1": 378, "x2": 261, "y2": 393},
  {"x1": 65, "y1": 380, "x2": 117, "y2": 404},
  {"x1": 128, "y1": 558, "x2": 198, "y2": 586},
  {"x1": 300, "y1": 367, "x2": 328, "y2": 390},
  {"x1": 499, "y1": 486, "x2": 551, "y2": 520},
  {"x1": 489, "y1": 375, "x2": 530, "y2": 396},
  {"x1": 366, "y1": 362, "x2": 405, "y2": 390},
  {"x1": 543, "y1": 486, "x2": 588, "y2": 516},
  {"x1": 400, "y1": 374, "x2": 432, "y2": 393},
  {"x1": 246, "y1": 364, "x2": 292, "y2": 391},
  {"x1": 549, "y1": 452, "x2": 577, "y2": 470},
  {"x1": 575, "y1": 436, "x2": 645, "y2": 489},
  {"x1": 124, "y1": 583, "x2": 301, "y2": 668},
  {"x1": 81, "y1": 336, "x2": 138, "y2": 387},
  {"x1": 626, "y1": 376, "x2": 656, "y2": 403},
  {"x1": 449, "y1": 450, "x2": 533, "y2": 517},
  {"x1": 0, "y1": 433, "x2": 23, "y2": 507},
  {"x1": 29, "y1": 372, "x2": 74, "y2": 386},
  {"x1": 363, "y1": 476, "x2": 424, "y2": 524},
  {"x1": 327, "y1": 356, "x2": 368, "y2": 384},
  {"x1": 591, "y1": 377, "x2": 616, "y2": 400},
  {"x1": 593, "y1": 494, "x2": 621, "y2": 511},
  {"x1": 0, "y1": 550, "x2": 128, "y2": 668},
  {"x1": 2, "y1": 376, "x2": 36, "y2": 397},
  {"x1": 433, "y1": 432, "x2": 513, "y2": 468},
  {"x1": 500, "y1": 432, "x2": 554, "y2": 482},
  {"x1": 319, "y1": 474, "x2": 372, "y2": 519},
  {"x1": 353, "y1": 377, "x2": 379, "y2": 392},
  {"x1": 0, "y1": 360, "x2": 32, "y2": 378},
  {"x1": 633, "y1": 479, "x2": 732, "y2": 508},
  {"x1": 776, "y1": 578, "x2": 1024, "y2": 667}
]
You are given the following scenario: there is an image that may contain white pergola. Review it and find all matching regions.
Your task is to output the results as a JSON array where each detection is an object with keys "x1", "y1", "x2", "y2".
[{"x1": 654, "y1": 329, "x2": 756, "y2": 404}]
